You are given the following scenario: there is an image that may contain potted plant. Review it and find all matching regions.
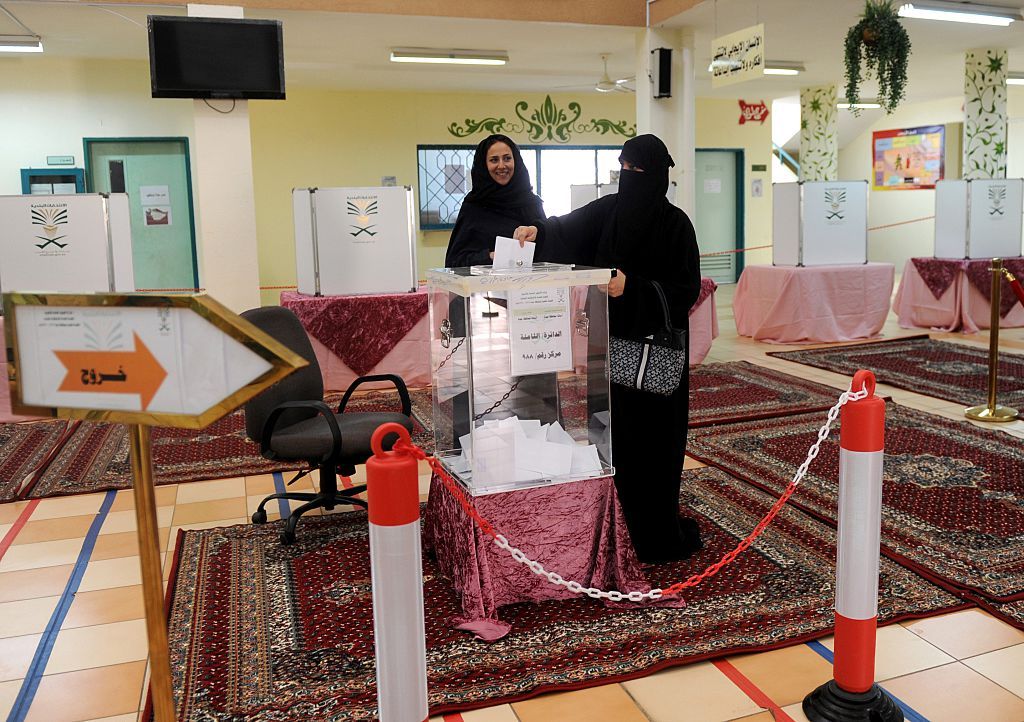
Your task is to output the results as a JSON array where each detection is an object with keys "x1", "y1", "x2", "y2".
[{"x1": 844, "y1": 0, "x2": 911, "y2": 114}]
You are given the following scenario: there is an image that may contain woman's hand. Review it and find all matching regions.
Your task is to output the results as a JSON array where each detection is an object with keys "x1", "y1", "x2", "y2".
[
  {"x1": 608, "y1": 269, "x2": 626, "y2": 297},
  {"x1": 513, "y1": 226, "x2": 537, "y2": 245}
]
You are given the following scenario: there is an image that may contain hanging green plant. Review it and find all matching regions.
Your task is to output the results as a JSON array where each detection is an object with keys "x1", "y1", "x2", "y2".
[{"x1": 843, "y1": 0, "x2": 911, "y2": 114}]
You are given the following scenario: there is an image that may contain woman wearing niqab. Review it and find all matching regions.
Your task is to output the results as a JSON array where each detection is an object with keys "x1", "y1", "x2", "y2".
[{"x1": 515, "y1": 134, "x2": 703, "y2": 564}]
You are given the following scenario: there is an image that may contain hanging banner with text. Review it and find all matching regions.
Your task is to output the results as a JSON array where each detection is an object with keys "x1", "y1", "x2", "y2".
[{"x1": 711, "y1": 23, "x2": 765, "y2": 88}]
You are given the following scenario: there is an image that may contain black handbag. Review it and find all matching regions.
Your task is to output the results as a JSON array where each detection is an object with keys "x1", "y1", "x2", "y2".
[{"x1": 608, "y1": 280, "x2": 687, "y2": 396}]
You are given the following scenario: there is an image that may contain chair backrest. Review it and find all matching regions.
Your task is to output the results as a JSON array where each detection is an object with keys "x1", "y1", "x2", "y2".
[{"x1": 241, "y1": 306, "x2": 325, "y2": 443}]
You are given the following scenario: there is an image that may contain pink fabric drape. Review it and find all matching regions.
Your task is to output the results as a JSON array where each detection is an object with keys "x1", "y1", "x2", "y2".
[{"x1": 733, "y1": 263, "x2": 895, "y2": 343}]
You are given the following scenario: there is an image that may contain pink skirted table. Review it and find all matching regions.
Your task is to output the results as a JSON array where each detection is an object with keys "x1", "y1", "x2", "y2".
[
  {"x1": 280, "y1": 289, "x2": 430, "y2": 391},
  {"x1": 893, "y1": 257, "x2": 1024, "y2": 333},
  {"x1": 689, "y1": 277, "x2": 719, "y2": 364},
  {"x1": 733, "y1": 263, "x2": 895, "y2": 343},
  {"x1": 423, "y1": 473, "x2": 682, "y2": 641}
]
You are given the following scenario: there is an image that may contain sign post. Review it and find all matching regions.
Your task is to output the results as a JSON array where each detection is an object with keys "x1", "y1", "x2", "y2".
[{"x1": 3, "y1": 292, "x2": 307, "y2": 722}]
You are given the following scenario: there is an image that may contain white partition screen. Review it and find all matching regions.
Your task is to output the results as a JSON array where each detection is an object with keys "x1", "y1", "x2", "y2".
[
  {"x1": 773, "y1": 181, "x2": 868, "y2": 266},
  {"x1": 935, "y1": 179, "x2": 1023, "y2": 259},
  {"x1": 0, "y1": 193, "x2": 135, "y2": 295},
  {"x1": 294, "y1": 186, "x2": 418, "y2": 296}
]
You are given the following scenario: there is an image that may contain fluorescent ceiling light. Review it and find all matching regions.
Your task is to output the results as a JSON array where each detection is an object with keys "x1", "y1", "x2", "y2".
[
  {"x1": 898, "y1": 1, "x2": 1022, "y2": 26},
  {"x1": 764, "y1": 61, "x2": 805, "y2": 75},
  {"x1": 0, "y1": 34, "x2": 42, "y2": 53},
  {"x1": 838, "y1": 101, "x2": 882, "y2": 109},
  {"x1": 1008, "y1": 72, "x2": 1024, "y2": 84},
  {"x1": 390, "y1": 48, "x2": 508, "y2": 65}
]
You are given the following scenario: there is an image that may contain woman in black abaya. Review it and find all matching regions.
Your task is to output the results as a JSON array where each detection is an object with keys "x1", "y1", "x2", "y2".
[
  {"x1": 514, "y1": 134, "x2": 702, "y2": 564},
  {"x1": 444, "y1": 134, "x2": 544, "y2": 266}
]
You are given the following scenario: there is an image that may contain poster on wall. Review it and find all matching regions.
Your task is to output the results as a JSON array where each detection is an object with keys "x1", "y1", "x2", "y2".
[{"x1": 872, "y1": 125, "x2": 944, "y2": 190}]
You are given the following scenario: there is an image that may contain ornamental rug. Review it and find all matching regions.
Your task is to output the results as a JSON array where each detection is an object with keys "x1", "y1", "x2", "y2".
[
  {"x1": 159, "y1": 467, "x2": 964, "y2": 720},
  {"x1": 0, "y1": 420, "x2": 74, "y2": 503},
  {"x1": 768, "y1": 335, "x2": 1024, "y2": 408},
  {"x1": 10, "y1": 391, "x2": 434, "y2": 503},
  {"x1": 688, "y1": 361, "x2": 845, "y2": 427},
  {"x1": 688, "y1": 404, "x2": 1024, "y2": 604}
]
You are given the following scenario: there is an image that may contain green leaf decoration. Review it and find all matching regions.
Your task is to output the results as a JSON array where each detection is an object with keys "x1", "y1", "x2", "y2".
[{"x1": 447, "y1": 96, "x2": 633, "y2": 143}]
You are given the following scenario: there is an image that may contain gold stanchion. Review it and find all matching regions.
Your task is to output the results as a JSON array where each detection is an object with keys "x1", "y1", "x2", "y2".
[
  {"x1": 129, "y1": 423, "x2": 177, "y2": 722},
  {"x1": 965, "y1": 258, "x2": 1018, "y2": 422}
]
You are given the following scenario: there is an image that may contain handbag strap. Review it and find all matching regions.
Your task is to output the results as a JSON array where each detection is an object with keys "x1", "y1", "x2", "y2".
[{"x1": 649, "y1": 280, "x2": 674, "y2": 333}]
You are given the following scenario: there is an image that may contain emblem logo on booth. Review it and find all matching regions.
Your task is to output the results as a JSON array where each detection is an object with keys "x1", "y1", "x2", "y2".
[
  {"x1": 738, "y1": 100, "x2": 769, "y2": 125},
  {"x1": 347, "y1": 197, "x2": 379, "y2": 237},
  {"x1": 824, "y1": 189, "x2": 847, "y2": 222},
  {"x1": 989, "y1": 185, "x2": 1007, "y2": 217},
  {"x1": 30, "y1": 204, "x2": 69, "y2": 251}
]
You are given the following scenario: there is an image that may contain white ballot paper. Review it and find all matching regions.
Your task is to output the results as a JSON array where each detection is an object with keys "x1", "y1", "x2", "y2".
[{"x1": 492, "y1": 236, "x2": 535, "y2": 269}]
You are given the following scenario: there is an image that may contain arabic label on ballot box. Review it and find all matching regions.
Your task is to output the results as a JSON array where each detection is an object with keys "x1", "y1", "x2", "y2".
[{"x1": 508, "y1": 286, "x2": 573, "y2": 377}]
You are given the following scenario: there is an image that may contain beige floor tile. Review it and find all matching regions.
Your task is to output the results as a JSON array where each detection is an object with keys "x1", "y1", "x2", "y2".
[
  {"x1": 23, "y1": 661, "x2": 146, "y2": 722},
  {"x1": 429, "y1": 705, "x2": 519, "y2": 721},
  {"x1": 174, "y1": 477, "x2": 246, "y2": 505},
  {"x1": 0, "y1": 502, "x2": 31, "y2": 525},
  {"x1": 727, "y1": 645, "x2": 834, "y2": 708},
  {"x1": 817, "y1": 623, "x2": 954, "y2": 681},
  {"x1": 0, "y1": 538, "x2": 85, "y2": 573},
  {"x1": 98, "y1": 507, "x2": 174, "y2": 536},
  {"x1": 171, "y1": 498, "x2": 247, "y2": 526},
  {"x1": 0, "y1": 679, "x2": 23, "y2": 720},
  {"x1": 44, "y1": 619, "x2": 148, "y2": 675},
  {"x1": 168, "y1": 518, "x2": 248, "y2": 541},
  {"x1": 731, "y1": 713, "x2": 776, "y2": 722},
  {"x1": 962, "y1": 643, "x2": 1024, "y2": 698},
  {"x1": 683, "y1": 456, "x2": 706, "y2": 470},
  {"x1": 29, "y1": 495, "x2": 104, "y2": 521},
  {"x1": 0, "y1": 596, "x2": 60, "y2": 638},
  {"x1": 91, "y1": 529, "x2": 169, "y2": 562},
  {"x1": 0, "y1": 523, "x2": 11, "y2": 540},
  {"x1": 0, "y1": 633, "x2": 42, "y2": 682},
  {"x1": 512, "y1": 684, "x2": 648, "y2": 722},
  {"x1": 11, "y1": 515, "x2": 95, "y2": 545},
  {"x1": 0, "y1": 565, "x2": 72, "y2": 603},
  {"x1": 903, "y1": 608, "x2": 1024, "y2": 659},
  {"x1": 622, "y1": 661, "x2": 763, "y2": 721},
  {"x1": 77, "y1": 557, "x2": 142, "y2": 593},
  {"x1": 107, "y1": 486, "x2": 176, "y2": 513},
  {"x1": 881, "y1": 662, "x2": 1024, "y2": 722},
  {"x1": 779, "y1": 701, "x2": 813, "y2": 722},
  {"x1": 83, "y1": 715, "x2": 139, "y2": 722},
  {"x1": 63, "y1": 585, "x2": 145, "y2": 630}
]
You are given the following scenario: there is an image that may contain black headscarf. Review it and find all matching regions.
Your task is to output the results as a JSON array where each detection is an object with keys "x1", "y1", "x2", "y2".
[
  {"x1": 598, "y1": 134, "x2": 676, "y2": 268},
  {"x1": 463, "y1": 134, "x2": 543, "y2": 214}
]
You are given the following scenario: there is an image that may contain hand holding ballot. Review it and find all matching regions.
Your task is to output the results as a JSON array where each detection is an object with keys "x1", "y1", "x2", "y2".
[
  {"x1": 512, "y1": 225, "x2": 538, "y2": 244},
  {"x1": 492, "y1": 235, "x2": 535, "y2": 269}
]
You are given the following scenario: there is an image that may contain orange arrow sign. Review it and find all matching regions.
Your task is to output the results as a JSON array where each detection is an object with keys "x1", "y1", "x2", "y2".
[{"x1": 54, "y1": 332, "x2": 168, "y2": 411}]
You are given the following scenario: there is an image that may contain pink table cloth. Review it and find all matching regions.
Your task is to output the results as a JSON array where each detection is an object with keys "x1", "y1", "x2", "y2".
[
  {"x1": 733, "y1": 263, "x2": 895, "y2": 343},
  {"x1": 281, "y1": 289, "x2": 430, "y2": 391},
  {"x1": 893, "y1": 258, "x2": 1024, "y2": 333},
  {"x1": 423, "y1": 473, "x2": 681, "y2": 640}
]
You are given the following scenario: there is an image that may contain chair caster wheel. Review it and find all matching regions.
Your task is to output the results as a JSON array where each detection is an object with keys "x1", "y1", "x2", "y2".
[
  {"x1": 251, "y1": 509, "x2": 268, "y2": 525},
  {"x1": 280, "y1": 529, "x2": 296, "y2": 545}
]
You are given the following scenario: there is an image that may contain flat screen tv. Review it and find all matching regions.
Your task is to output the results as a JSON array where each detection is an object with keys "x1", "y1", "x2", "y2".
[{"x1": 148, "y1": 15, "x2": 285, "y2": 100}]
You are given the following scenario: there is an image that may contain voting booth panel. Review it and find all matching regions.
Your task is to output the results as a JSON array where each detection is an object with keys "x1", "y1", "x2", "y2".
[
  {"x1": 933, "y1": 179, "x2": 1024, "y2": 259},
  {"x1": 427, "y1": 264, "x2": 612, "y2": 496},
  {"x1": 773, "y1": 181, "x2": 868, "y2": 267},
  {"x1": 0, "y1": 193, "x2": 134, "y2": 295},
  {"x1": 293, "y1": 187, "x2": 418, "y2": 296}
]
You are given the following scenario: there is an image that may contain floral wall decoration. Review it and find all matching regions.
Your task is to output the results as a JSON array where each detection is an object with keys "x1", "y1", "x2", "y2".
[
  {"x1": 448, "y1": 95, "x2": 636, "y2": 144},
  {"x1": 799, "y1": 84, "x2": 838, "y2": 181},
  {"x1": 963, "y1": 48, "x2": 1007, "y2": 180}
]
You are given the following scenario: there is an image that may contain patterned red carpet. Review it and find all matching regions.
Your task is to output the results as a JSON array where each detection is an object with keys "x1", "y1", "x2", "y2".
[
  {"x1": 688, "y1": 404, "x2": 1024, "y2": 605},
  {"x1": 161, "y1": 468, "x2": 964, "y2": 720},
  {"x1": 768, "y1": 336, "x2": 1024, "y2": 408},
  {"x1": 3, "y1": 391, "x2": 433, "y2": 503}
]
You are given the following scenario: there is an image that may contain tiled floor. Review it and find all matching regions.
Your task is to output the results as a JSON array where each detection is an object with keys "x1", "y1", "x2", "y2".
[{"x1": 1, "y1": 282, "x2": 1024, "y2": 721}]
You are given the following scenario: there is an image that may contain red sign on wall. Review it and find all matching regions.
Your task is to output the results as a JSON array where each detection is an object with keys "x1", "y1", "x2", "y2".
[{"x1": 738, "y1": 100, "x2": 769, "y2": 125}]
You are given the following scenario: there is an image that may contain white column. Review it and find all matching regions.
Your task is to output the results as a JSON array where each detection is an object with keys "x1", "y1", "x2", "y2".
[
  {"x1": 635, "y1": 27, "x2": 696, "y2": 216},
  {"x1": 187, "y1": 4, "x2": 261, "y2": 312},
  {"x1": 963, "y1": 48, "x2": 1008, "y2": 180},
  {"x1": 799, "y1": 84, "x2": 838, "y2": 182}
]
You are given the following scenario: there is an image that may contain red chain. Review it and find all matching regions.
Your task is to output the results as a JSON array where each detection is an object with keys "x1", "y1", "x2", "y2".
[{"x1": 394, "y1": 439, "x2": 799, "y2": 599}]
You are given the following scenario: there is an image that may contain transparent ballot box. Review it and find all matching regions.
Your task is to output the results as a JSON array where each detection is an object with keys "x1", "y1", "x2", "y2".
[{"x1": 426, "y1": 263, "x2": 614, "y2": 495}]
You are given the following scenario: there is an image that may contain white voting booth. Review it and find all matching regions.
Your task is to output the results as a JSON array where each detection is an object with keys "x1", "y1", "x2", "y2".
[
  {"x1": 933, "y1": 179, "x2": 1024, "y2": 259},
  {"x1": 773, "y1": 181, "x2": 868, "y2": 266},
  {"x1": 293, "y1": 186, "x2": 418, "y2": 296},
  {"x1": 0, "y1": 193, "x2": 134, "y2": 295}
]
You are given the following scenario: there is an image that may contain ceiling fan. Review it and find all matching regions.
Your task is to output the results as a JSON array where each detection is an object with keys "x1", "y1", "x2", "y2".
[{"x1": 594, "y1": 53, "x2": 634, "y2": 93}]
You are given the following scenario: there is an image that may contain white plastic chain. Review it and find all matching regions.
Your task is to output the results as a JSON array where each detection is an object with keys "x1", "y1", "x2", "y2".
[{"x1": 487, "y1": 383, "x2": 870, "y2": 602}]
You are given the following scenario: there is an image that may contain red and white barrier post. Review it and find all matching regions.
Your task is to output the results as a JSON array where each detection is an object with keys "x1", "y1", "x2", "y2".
[
  {"x1": 804, "y1": 370, "x2": 903, "y2": 722},
  {"x1": 366, "y1": 423, "x2": 428, "y2": 722}
]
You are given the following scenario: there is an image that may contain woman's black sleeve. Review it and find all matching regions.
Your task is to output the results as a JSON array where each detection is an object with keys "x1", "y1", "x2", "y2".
[{"x1": 533, "y1": 198, "x2": 610, "y2": 265}]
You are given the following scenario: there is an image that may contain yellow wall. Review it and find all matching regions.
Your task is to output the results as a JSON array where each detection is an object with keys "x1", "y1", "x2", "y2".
[
  {"x1": 248, "y1": 89, "x2": 636, "y2": 305},
  {"x1": 695, "y1": 98, "x2": 774, "y2": 267}
]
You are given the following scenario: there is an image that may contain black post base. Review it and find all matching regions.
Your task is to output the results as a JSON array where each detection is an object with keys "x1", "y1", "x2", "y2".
[{"x1": 803, "y1": 681, "x2": 903, "y2": 722}]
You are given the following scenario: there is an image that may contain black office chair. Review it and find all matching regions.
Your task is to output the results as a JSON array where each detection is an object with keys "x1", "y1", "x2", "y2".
[{"x1": 241, "y1": 306, "x2": 414, "y2": 544}]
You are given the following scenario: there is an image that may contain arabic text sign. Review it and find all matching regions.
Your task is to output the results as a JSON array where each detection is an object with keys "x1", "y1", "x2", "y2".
[
  {"x1": 5, "y1": 294, "x2": 305, "y2": 428},
  {"x1": 711, "y1": 24, "x2": 764, "y2": 88},
  {"x1": 508, "y1": 286, "x2": 573, "y2": 376}
]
